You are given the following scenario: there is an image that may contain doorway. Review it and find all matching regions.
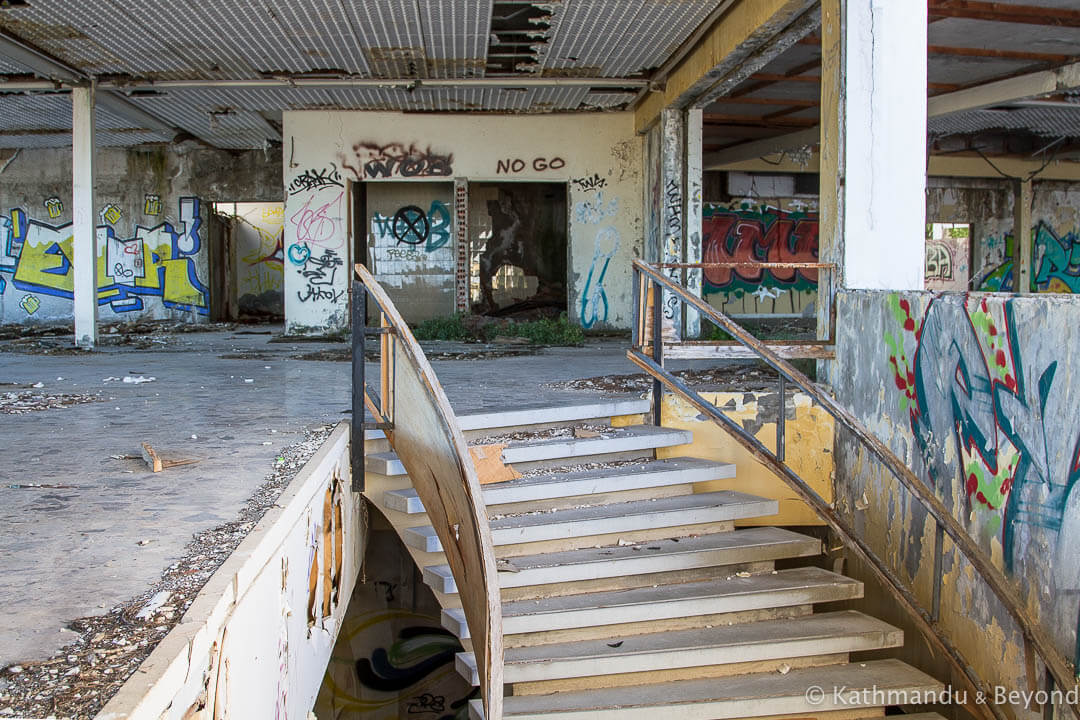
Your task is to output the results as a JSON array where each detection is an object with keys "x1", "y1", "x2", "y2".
[{"x1": 468, "y1": 182, "x2": 568, "y2": 317}]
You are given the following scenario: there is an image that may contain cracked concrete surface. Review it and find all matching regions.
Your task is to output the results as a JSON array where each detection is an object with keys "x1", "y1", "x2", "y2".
[{"x1": 0, "y1": 328, "x2": 671, "y2": 667}]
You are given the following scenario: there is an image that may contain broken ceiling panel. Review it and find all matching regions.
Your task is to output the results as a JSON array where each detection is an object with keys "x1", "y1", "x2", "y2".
[{"x1": 539, "y1": 0, "x2": 717, "y2": 77}]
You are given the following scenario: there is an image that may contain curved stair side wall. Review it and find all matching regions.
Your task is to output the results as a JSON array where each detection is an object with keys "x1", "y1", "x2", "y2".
[{"x1": 98, "y1": 424, "x2": 361, "y2": 720}]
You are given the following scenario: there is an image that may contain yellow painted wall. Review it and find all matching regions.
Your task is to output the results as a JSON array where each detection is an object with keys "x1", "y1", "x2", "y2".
[{"x1": 658, "y1": 391, "x2": 833, "y2": 526}]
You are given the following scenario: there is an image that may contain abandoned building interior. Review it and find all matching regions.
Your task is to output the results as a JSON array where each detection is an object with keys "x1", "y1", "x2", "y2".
[{"x1": 2, "y1": 1, "x2": 1080, "y2": 719}]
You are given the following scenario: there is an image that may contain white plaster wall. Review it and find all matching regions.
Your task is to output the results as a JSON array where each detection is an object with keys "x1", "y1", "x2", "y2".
[
  {"x1": 282, "y1": 111, "x2": 642, "y2": 333},
  {"x1": 842, "y1": 0, "x2": 927, "y2": 290}
]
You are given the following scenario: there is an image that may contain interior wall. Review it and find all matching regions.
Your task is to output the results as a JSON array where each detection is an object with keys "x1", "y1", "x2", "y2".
[
  {"x1": 229, "y1": 202, "x2": 285, "y2": 318},
  {"x1": 832, "y1": 289, "x2": 1080, "y2": 719},
  {"x1": 0, "y1": 143, "x2": 282, "y2": 326},
  {"x1": 282, "y1": 111, "x2": 642, "y2": 334},
  {"x1": 366, "y1": 181, "x2": 455, "y2": 322},
  {"x1": 927, "y1": 179, "x2": 1080, "y2": 293}
]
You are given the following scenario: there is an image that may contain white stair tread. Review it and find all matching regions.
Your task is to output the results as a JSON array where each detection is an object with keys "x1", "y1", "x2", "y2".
[
  {"x1": 363, "y1": 399, "x2": 651, "y2": 442},
  {"x1": 383, "y1": 457, "x2": 736, "y2": 514},
  {"x1": 457, "y1": 398, "x2": 650, "y2": 431},
  {"x1": 443, "y1": 566, "x2": 862, "y2": 638},
  {"x1": 404, "y1": 491, "x2": 777, "y2": 552},
  {"x1": 457, "y1": 610, "x2": 902, "y2": 684},
  {"x1": 424, "y1": 526, "x2": 821, "y2": 594},
  {"x1": 469, "y1": 658, "x2": 943, "y2": 719},
  {"x1": 368, "y1": 424, "x2": 691, "y2": 476}
]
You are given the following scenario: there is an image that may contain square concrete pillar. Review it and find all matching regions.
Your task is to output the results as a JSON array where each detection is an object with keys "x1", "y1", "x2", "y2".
[{"x1": 72, "y1": 84, "x2": 97, "y2": 349}]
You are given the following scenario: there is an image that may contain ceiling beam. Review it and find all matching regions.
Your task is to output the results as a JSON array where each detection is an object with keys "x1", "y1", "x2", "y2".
[
  {"x1": 927, "y1": 0, "x2": 1080, "y2": 28},
  {"x1": 714, "y1": 151, "x2": 1080, "y2": 181},
  {"x1": 927, "y1": 59, "x2": 1080, "y2": 115},
  {"x1": 928, "y1": 44, "x2": 1074, "y2": 64},
  {"x1": 0, "y1": 30, "x2": 180, "y2": 140},
  {"x1": 717, "y1": 96, "x2": 818, "y2": 107},
  {"x1": 707, "y1": 59, "x2": 1080, "y2": 167},
  {"x1": 634, "y1": 0, "x2": 818, "y2": 133},
  {"x1": 704, "y1": 113, "x2": 817, "y2": 127}
]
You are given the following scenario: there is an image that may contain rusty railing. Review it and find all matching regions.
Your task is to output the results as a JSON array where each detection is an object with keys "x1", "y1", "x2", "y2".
[{"x1": 629, "y1": 258, "x2": 1077, "y2": 720}]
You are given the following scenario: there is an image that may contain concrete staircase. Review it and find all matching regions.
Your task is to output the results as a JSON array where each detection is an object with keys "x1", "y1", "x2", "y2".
[{"x1": 362, "y1": 398, "x2": 943, "y2": 720}]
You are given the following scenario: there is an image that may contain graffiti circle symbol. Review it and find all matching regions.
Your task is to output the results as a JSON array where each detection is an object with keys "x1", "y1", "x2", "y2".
[{"x1": 391, "y1": 205, "x2": 429, "y2": 245}]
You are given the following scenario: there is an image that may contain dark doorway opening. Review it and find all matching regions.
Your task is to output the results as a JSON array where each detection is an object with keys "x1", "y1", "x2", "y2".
[{"x1": 469, "y1": 182, "x2": 568, "y2": 318}]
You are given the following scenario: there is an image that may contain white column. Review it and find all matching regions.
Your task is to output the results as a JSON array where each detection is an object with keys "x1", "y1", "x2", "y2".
[
  {"x1": 684, "y1": 108, "x2": 703, "y2": 338},
  {"x1": 841, "y1": 0, "x2": 927, "y2": 290},
  {"x1": 659, "y1": 107, "x2": 684, "y2": 338},
  {"x1": 72, "y1": 84, "x2": 97, "y2": 348}
]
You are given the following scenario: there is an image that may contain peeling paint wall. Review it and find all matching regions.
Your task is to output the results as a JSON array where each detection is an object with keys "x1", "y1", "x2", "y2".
[
  {"x1": 0, "y1": 143, "x2": 282, "y2": 326},
  {"x1": 833, "y1": 290, "x2": 1080, "y2": 719},
  {"x1": 659, "y1": 390, "x2": 833, "y2": 526},
  {"x1": 99, "y1": 425, "x2": 361, "y2": 720},
  {"x1": 282, "y1": 111, "x2": 642, "y2": 334}
]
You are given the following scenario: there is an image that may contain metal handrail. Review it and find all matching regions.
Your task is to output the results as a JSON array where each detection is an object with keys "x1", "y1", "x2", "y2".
[
  {"x1": 351, "y1": 264, "x2": 503, "y2": 720},
  {"x1": 630, "y1": 258, "x2": 1079, "y2": 720}
]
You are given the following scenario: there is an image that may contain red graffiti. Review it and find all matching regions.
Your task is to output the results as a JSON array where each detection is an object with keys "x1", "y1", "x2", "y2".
[{"x1": 702, "y1": 209, "x2": 819, "y2": 290}]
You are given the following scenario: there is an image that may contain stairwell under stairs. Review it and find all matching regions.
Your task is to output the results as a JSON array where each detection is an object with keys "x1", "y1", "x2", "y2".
[{"x1": 362, "y1": 397, "x2": 945, "y2": 720}]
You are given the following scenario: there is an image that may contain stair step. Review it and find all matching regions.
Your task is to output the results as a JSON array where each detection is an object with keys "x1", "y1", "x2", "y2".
[
  {"x1": 424, "y1": 526, "x2": 820, "y2": 595},
  {"x1": 404, "y1": 491, "x2": 776, "y2": 553},
  {"x1": 443, "y1": 566, "x2": 862, "y2": 639},
  {"x1": 469, "y1": 658, "x2": 943, "y2": 719},
  {"x1": 457, "y1": 398, "x2": 650, "y2": 431},
  {"x1": 384, "y1": 457, "x2": 735, "y2": 514},
  {"x1": 363, "y1": 398, "x2": 650, "y2": 444},
  {"x1": 456, "y1": 610, "x2": 901, "y2": 685},
  {"x1": 367, "y1": 425, "x2": 692, "y2": 476}
]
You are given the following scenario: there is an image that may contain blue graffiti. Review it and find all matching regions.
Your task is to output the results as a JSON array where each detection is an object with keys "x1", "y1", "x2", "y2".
[
  {"x1": 288, "y1": 242, "x2": 311, "y2": 266},
  {"x1": 580, "y1": 227, "x2": 619, "y2": 329},
  {"x1": 0, "y1": 198, "x2": 210, "y2": 315},
  {"x1": 977, "y1": 222, "x2": 1080, "y2": 293}
]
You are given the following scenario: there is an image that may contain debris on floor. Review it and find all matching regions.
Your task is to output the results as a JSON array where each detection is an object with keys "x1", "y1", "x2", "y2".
[
  {"x1": 0, "y1": 390, "x2": 102, "y2": 415},
  {"x1": 0, "y1": 424, "x2": 335, "y2": 720},
  {"x1": 547, "y1": 364, "x2": 786, "y2": 393}
]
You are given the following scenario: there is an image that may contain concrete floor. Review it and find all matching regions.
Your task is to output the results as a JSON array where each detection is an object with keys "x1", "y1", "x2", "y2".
[{"x1": 0, "y1": 328, "x2": 651, "y2": 667}]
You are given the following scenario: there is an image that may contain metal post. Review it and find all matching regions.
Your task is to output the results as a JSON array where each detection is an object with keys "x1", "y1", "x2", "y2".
[
  {"x1": 351, "y1": 280, "x2": 367, "y2": 492},
  {"x1": 776, "y1": 373, "x2": 786, "y2": 463},
  {"x1": 652, "y1": 279, "x2": 664, "y2": 427},
  {"x1": 931, "y1": 521, "x2": 945, "y2": 621},
  {"x1": 631, "y1": 266, "x2": 641, "y2": 349}
]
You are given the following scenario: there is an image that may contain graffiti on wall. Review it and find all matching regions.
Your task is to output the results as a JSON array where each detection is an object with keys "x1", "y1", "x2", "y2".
[
  {"x1": 884, "y1": 294, "x2": 1080, "y2": 578},
  {"x1": 495, "y1": 156, "x2": 565, "y2": 174},
  {"x1": 702, "y1": 204, "x2": 818, "y2": 313},
  {"x1": 296, "y1": 246, "x2": 345, "y2": 304},
  {"x1": 575, "y1": 193, "x2": 619, "y2": 329},
  {"x1": 231, "y1": 203, "x2": 285, "y2": 315},
  {"x1": 976, "y1": 222, "x2": 1080, "y2": 293},
  {"x1": 340, "y1": 142, "x2": 453, "y2": 180},
  {"x1": 0, "y1": 197, "x2": 208, "y2": 315},
  {"x1": 371, "y1": 201, "x2": 451, "y2": 253},
  {"x1": 288, "y1": 164, "x2": 344, "y2": 195},
  {"x1": 289, "y1": 191, "x2": 344, "y2": 252},
  {"x1": 571, "y1": 174, "x2": 606, "y2": 192},
  {"x1": 43, "y1": 197, "x2": 63, "y2": 219}
]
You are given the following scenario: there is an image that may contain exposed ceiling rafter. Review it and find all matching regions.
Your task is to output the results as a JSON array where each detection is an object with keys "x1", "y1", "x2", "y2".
[{"x1": 0, "y1": 30, "x2": 179, "y2": 139}]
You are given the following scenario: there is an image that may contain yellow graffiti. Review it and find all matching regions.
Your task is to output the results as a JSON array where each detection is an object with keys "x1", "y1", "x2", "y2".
[
  {"x1": 19, "y1": 295, "x2": 39, "y2": 314},
  {"x1": 12, "y1": 229, "x2": 206, "y2": 309}
]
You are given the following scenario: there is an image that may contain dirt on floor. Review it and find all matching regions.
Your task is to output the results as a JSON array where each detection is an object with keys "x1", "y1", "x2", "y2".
[
  {"x1": 547, "y1": 363, "x2": 785, "y2": 394},
  {"x1": 0, "y1": 425, "x2": 335, "y2": 720}
]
